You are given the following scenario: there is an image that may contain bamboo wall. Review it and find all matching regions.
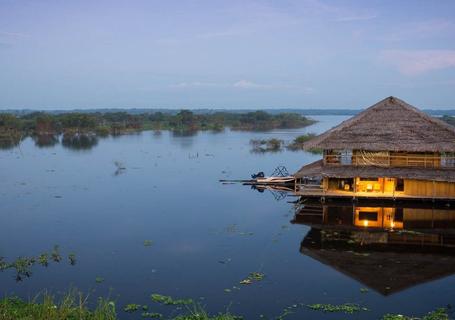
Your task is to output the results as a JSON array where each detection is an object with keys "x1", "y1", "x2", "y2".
[{"x1": 404, "y1": 179, "x2": 455, "y2": 197}]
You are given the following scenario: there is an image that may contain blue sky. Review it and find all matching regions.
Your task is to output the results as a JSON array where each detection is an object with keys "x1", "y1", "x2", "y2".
[{"x1": 1, "y1": 0, "x2": 455, "y2": 109}]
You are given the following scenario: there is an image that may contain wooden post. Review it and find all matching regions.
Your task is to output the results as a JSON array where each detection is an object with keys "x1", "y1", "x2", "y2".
[
  {"x1": 433, "y1": 180, "x2": 435, "y2": 200},
  {"x1": 393, "y1": 178, "x2": 395, "y2": 200}
]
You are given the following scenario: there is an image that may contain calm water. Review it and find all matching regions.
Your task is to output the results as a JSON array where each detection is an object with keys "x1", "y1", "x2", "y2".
[{"x1": 1, "y1": 115, "x2": 455, "y2": 319}]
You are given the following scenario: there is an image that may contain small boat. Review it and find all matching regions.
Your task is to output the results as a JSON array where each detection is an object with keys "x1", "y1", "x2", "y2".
[
  {"x1": 255, "y1": 176, "x2": 295, "y2": 185},
  {"x1": 250, "y1": 166, "x2": 295, "y2": 185}
]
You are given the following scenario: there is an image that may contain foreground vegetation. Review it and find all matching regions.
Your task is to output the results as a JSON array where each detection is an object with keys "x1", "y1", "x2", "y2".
[
  {"x1": 0, "y1": 291, "x2": 450, "y2": 320},
  {"x1": 0, "y1": 292, "x2": 240, "y2": 320}
]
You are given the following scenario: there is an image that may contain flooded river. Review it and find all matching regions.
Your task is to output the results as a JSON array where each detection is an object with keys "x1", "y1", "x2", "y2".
[{"x1": 1, "y1": 115, "x2": 454, "y2": 319}]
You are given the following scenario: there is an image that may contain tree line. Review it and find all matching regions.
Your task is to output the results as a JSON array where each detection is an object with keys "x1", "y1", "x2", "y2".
[{"x1": 0, "y1": 110, "x2": 316, "y2": 136}]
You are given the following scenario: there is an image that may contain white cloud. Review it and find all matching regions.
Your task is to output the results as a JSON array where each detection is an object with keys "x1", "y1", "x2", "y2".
[
  {"x1": 335, "y1": 14, "x2": 377, "y2": 22},
  {"x1": 169, "y1": 82, "x2": 221, "y2": 88},
  {"x1": 381, "y1": 50, "x2": 455, "y2": 76},
  {"x1": 169, "y1": 79, "x2": 314, "y2": 93},
  {"x1": 233, "y1": 80, "x2": 266, "y2": 89}
]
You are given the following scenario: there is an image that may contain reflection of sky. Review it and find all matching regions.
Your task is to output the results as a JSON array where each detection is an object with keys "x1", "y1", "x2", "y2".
[{"x1": 1, "y1": 116, "x2": 455, "y2": 319}]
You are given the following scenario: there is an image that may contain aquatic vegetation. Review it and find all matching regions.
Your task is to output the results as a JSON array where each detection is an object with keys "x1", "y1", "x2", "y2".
[
  {"x1": 123, "y1": 303, "x2": 141, "y2": 313},
  {"x1": 142, "y1": 312, "x2": 164, "y2": 318},
  {"x1": 11, "y1": 257, "x2": 35, "y2": 281},
  {"x1": 96, "y1": 277, "x2": 105, "y2": 284},
  {"x1": 287, "y1": 133, "x2": 322, "y2": 153},
  {"x1": 218, "y1": 258, "x2": 232, "y2": 264},
  {"x1": 151, "y1": 294, "x2": 193, "y2": 306},
  {"x1": 38, "y1": 253, "x2": 49, "y2": 267},
  {"x1": 307, "y1": 303, "x2": 368, "y2": 314},
  {"x1": 250, "y1": 138, "x2": 284, "y2": 153},
  {"x1": 0, "y1": 291, "x2": 116, "y2": 320},
  {"x1": 51, "y1": 245, "x2": 62, "y2": 262},
  {"x1": 249, "y1": 272, "x2": 265, "y2": 281},
  {"x1": 0, "y1": 288, "x2": 448, "y2": 320},
  {"x1": 275, "y1": 304, "x2": 302, "y2": 320},
  {"x1": 144, "y1": 240, "x2": 154, "y2": 247},
  {"x1": 381, "y1": 308, "x2": 449, "y2": 320},
  {"x1": 0, "y1": 257, "x2": 7, "y2": 270},
  {"x1": 68, "y1": 253, "x2": 77, "y2": 265},
  {"x1": 62, "y1": 132, "x2": 99, "y2": 150},
  {"x1": 171, "y1": 304, "x2": 243, "y2": 320},
  {"x1": 360, "y1": 288, "x2": 369, "y2": 293},
  {"x1": 0, "y1": 246, "x2": 75, "y2": 282},
  {"x1": 240, "y1": 272, "x2": 265, "y2": 285}
]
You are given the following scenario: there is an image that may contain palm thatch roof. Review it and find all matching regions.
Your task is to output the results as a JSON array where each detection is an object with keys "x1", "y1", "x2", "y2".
[
  {"x1": 303, "y1": 96, "x2": 455, "y2": 152},
  {"x1": 294, "y1": 159, "x2": 455, "y2": 182}
]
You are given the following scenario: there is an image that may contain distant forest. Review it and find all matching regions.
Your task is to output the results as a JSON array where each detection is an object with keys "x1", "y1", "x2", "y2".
[
  {"x1": 1, "y1": 109, "x2": 454, "y2": 150},
  {"x1": 0, "y1": 110, "x2": 316, "y2": 149},
  {"x1": 4, "y1": 108, "x2": 455, "y2": 116}
]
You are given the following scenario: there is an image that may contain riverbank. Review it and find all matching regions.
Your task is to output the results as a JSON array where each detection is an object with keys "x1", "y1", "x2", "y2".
[{"x1": 0, "y1": 292, "x2": 449, "y2": 320}]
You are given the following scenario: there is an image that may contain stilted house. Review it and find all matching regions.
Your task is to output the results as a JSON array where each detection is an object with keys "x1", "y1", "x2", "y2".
[{"x1": 295, "y1": 96, "x2": 455, "y2": 200}]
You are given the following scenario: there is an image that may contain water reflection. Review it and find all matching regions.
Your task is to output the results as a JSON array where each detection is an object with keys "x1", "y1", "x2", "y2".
[
  {"x1": 0, "y1": 133, "x2": 23, "y2": 150},
  {"x1": 61, "y1": 133, "x2": 98, "y2": 150},
  {"x1": 171, "y1": 129, "x2": 198, "y2": 137},
  {"x1": 292, "y1": 199, "x2": 455, "y2": 295},
  {"x1": 33, "y1": 134, "x2": 59, "y2": 148}
]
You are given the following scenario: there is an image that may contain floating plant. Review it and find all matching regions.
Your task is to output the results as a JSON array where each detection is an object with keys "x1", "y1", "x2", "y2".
[
  {"x1": 141, "y1": 312, "x2": 163, "y2": 318},
  {"x1": 150, "y1": 294, "x2": 192, "y2": 306},
  {"x1": 95, "y1": 277, "x2": 105, "y2": 284},
  {"x1": 307, "y1": 303, "x2": 368, "y2": 314},
  {"x1": 144, "y1": 240, "x2": 154, "y2": 247},
  {"x1": 123, "y1": 304, "x2": 141, "y2": 313},
  {"x1": 38, "y1": 253, "x2": 49, "y2": 267},
  {"x1": 240, "y1": 272, "x2": 265, "y2": 285},
  {"x1": 51, "y1": 245, "x2": 62, "y2": 262},
  {"x1": 0, "y1": 246, "x2": 76, "y2": 282},
  {"x1": 68, "y1": 253, "x2": 76, "y2": 265}
]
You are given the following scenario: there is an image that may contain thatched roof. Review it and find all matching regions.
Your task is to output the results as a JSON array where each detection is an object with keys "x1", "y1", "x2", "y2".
[
  {"x1": 294, "y1": 159, "x2": 455, "y2": 183},
  {"x1": 303, "y1": 96, "x2": 455, "y2": 152}
]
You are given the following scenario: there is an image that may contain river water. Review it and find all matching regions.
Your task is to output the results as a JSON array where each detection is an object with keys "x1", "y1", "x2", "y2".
[{"x1": 1, "y1": 115, "x2": 454, "y2": 319}]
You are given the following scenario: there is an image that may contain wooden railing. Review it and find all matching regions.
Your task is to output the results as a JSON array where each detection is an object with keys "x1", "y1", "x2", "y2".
[{"x1": 323, "y1": 154, "x2": 455, "y2": 168}]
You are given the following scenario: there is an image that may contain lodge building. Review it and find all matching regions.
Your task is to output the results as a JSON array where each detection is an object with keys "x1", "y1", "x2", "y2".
[{"x1": 294, "y1": 96, "x2": 455, "y2": 200}]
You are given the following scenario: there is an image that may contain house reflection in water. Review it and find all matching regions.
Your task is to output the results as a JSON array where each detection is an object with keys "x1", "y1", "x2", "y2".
[{"x1": 292, "y1": 199, "x2": 455, "y2": 295}]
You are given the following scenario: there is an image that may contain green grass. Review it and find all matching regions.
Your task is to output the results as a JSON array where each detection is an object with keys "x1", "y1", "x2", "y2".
[
  {"x1": 0, "y1": 291, "x2": 449, "y2": 320},
  {"x1": 0, "y1": 293, "x2": 241, "y2": 320},
  {"x1": 381, "y1": 308, "x2": 449, "y2": 320},
  {"x1": 0, "y1": 291, "x2": 116, "y2": 320}
]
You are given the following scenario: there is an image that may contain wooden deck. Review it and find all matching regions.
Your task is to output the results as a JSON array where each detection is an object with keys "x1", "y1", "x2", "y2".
[{"x1": 295, "y1": 185, "x2": 454, "y2": 201}]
